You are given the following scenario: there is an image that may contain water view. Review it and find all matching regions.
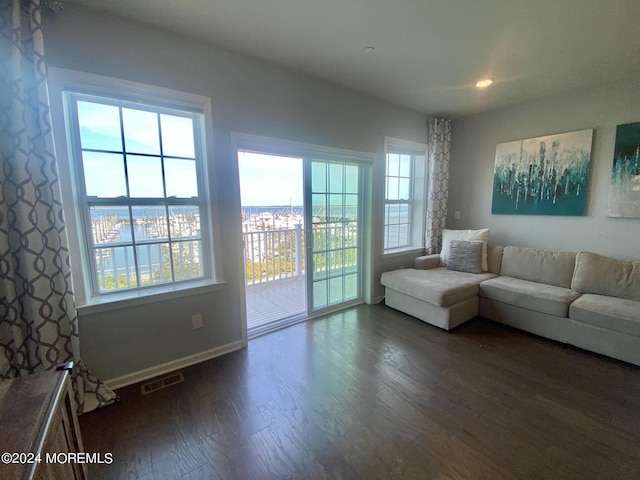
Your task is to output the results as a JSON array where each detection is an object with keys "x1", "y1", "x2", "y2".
[{"x1": 91, "y1": 206, "x2": 201, "y2": 291}]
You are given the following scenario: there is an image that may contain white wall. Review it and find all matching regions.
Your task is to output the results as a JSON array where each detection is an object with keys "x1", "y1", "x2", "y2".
[
  {"x1": 44, "y1": 5, "x2": 426, "y2": 382},
  {"x1": 449, "y1": 79, "x2": 640, "y2": 261}
]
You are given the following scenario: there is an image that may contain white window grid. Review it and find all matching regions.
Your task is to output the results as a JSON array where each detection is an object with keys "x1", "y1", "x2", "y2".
[
  {"x1": 384, "y1": 152, "x2": 414, "y2": 251},
  {"x1": 65, "y1": 92, "x2": 208, "y2": 294}
]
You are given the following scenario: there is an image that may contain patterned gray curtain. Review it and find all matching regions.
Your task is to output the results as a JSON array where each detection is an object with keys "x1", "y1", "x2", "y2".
[
  {"x1": 0, "y1": 0, "x2": 116, "y2": 413},
  {"x1": 425, "y1": 118, "x2": 451, "y2": 254}
]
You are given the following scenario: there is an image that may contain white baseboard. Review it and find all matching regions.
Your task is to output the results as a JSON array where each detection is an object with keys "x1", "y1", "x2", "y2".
[
  {"x1": 105, "y1": 340, "x2": 244, "y2": 390},
  {"x1": 371, "y1": 295, "x2": 385, "y2": 304}
]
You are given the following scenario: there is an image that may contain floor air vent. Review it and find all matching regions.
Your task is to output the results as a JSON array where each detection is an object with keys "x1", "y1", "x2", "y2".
[{"x1": 141, "y1": 371, "x2": 184, "y2": 395}]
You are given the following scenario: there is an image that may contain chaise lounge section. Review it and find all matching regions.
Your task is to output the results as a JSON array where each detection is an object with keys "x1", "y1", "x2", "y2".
[{"x1": 380, "y1": 245, "x2": 502, "y2": 330}]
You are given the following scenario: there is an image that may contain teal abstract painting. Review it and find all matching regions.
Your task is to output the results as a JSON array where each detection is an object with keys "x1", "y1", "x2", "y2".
[
  {"x1": 608, "y1": 121, "x2": 640, "y2": 218},
  {"x1": 491, "y1": 129, "x2": 593, "y2": 216}
]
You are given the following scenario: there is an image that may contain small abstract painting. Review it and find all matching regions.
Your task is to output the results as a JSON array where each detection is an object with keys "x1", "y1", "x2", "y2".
[
  {"x1": 491, "y1": 129, "x2": 593, "y2": 215},
  {"x1": 607, "y1": 121, "x2": 640, "y2": 218}
]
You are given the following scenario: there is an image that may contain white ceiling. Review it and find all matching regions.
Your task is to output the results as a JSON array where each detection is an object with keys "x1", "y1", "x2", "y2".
[{"x1": 70, "y1": 0, "x2": 640, "y2": 118}]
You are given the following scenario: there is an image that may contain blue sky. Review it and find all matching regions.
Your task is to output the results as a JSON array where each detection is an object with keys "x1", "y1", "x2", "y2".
[
  {"x1": 78, "y1": 101, "x2": 198, "y2": 199},
  {"x1": 77, "y1": 100, "x2": 303, "y2": 205},
  {"x1": 238, "y1": 152, "x2": 303, "y2": 206}
]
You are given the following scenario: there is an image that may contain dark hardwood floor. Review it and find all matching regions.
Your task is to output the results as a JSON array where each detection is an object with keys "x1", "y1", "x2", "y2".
[{"x1": 79, "y1": 303, "x2": 640, "y2": 479}]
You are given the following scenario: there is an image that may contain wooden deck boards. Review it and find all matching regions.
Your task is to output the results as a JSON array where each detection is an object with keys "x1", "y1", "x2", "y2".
[{"x1": 245, "y1": 278, "x2": 306, "y2": 330}]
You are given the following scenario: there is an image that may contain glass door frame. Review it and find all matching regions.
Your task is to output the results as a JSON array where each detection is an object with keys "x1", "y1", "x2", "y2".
[
  {"x1": 231, "y1": 132, "x2": 374, "y2": 340},
  {"x1": 304, "y1": 159, "x2": 364, "y2": 315}
]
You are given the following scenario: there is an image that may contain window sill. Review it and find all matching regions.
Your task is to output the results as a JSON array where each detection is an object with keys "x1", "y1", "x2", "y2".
[{"x1": 76, "y1": 279, "x2": 227, "y2": 315}]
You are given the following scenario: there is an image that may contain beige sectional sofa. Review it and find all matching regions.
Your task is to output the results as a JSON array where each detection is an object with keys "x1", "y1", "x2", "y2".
[{"x1": 381, "y1": 245, "x2": 640, "y2": 366}]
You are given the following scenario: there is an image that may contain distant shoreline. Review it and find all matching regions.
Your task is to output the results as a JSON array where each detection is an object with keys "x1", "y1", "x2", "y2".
[{"x1": 241, "y1": 205, "x2": 304, "y2": 216}]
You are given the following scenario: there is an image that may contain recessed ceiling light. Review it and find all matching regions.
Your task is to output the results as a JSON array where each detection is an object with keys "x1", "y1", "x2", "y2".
[
  {"x1": 364, "y1": 46, "x2": 375, "y2": 54},
  {"x1": 476, "y1": 78, "x2": 494, "y2": 89}
]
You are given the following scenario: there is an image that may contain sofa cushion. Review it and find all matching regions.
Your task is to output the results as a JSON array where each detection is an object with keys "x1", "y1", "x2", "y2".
[
  {"x1": 441, "y1": 228, "x2": 489, "y2": 271},
  {"x1": 381, "y1": 267, "x2": 497, "y2": 307},
  {"x1": 572, "y1": 251, "x2": 640, "y2": 302},
  {"x1": 569, "y1": 294, "x2": 640, "y2": 336},
  {"x1": 487, "y1": 245, "x2": 504, "y2": 275},
  {"x1": 500, "y1": 246, "x2": 576, "y2": 288},
  {"x1": 479, "y1": 276, "x2": 581, "y2": 317},
  {"x1": 447, "y1": 240, "x2": 483, "y2": 274}
]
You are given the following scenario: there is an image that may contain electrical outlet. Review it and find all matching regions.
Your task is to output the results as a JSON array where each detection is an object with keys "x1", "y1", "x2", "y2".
[
  {"x1": 454, "y1": 211, "x2": 461, "y2": 220},
  {"x1": 191, "y1": 313, "x2": 203, "y2": 330}
]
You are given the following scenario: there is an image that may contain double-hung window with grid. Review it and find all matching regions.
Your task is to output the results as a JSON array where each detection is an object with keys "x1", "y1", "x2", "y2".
[
  {"x1": 64, "y1": 92, "x2": 209, "y2": 295},
  {"x1": 383, "y1": 138, "x2": 427, "y2": 254}
]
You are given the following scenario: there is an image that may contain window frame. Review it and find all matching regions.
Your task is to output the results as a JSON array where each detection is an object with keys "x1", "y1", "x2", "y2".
[
  {"x1": 382, "y1": 137, "x2": 428, "y2": 255},
  {"x1": 48, "y1": 68, "x2": 222, "y2": 310}
]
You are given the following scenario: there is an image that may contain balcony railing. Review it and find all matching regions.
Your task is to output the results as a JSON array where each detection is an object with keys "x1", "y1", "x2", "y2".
[
  {"x1": 242, "y1": 222, "x2": 359, "y2": 287},
  {"x1": 243, "y1": 224, "x2": 304, "y2": 285}
]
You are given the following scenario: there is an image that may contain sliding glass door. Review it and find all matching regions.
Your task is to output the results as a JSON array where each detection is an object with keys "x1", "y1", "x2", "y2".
[
  {"x1": 234, "y1": 134, "x2": 369, "y2": 335},
  {"x1": 307, "y1": 160, "x2": 361, "y2": 311}
]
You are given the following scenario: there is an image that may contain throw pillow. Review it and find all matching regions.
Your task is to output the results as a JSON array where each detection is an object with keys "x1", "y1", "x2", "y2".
[
  {"x1": 447, "y1": 240, "x2": 483, "y2": 274},
  {"x1": 440, "y1": 228, "x2": 490, "y2": 271}
]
